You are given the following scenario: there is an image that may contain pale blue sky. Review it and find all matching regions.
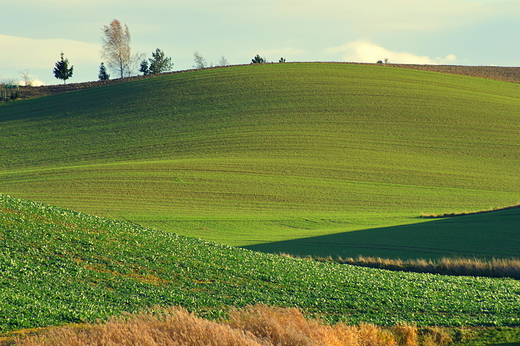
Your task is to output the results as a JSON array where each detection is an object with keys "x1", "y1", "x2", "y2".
[{"x1": 1, "y1": 0, "x2": 519, "y2": 85}]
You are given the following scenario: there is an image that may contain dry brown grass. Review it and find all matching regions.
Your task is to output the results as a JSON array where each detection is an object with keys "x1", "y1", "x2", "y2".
[
  {"x1": 11, "y1": 305, "x2": 452, "y2": 346},
  {"x1": 303, "y1": 255, "x2": 520, "y2": 280},
  {"x1": 13, "y1": 307, "x2": 262, "y2": 346},
  {"x1": 279, "y1": 252, "x2": 520, "y2": 280}
]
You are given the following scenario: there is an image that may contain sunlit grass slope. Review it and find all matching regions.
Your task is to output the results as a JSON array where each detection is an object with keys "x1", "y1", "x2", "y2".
[
  {"x1": 1, "y1": 194, "x2": 519, "y2": 333},
  {"x1": 0, "y1": 63, "x2": 519, "y2": 257}
]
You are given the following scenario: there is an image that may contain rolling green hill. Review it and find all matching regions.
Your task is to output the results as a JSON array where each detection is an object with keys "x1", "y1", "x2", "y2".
[
  {"x1": 1, "y1": 194, "x2": 519, "y2": 334},
  {"x1": 0, "y1": 63, "x2": 519, "y2": 259}
]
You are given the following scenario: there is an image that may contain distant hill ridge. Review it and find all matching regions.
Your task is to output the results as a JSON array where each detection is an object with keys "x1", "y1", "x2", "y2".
[{"x1": 15, "y1": 62, "x2": 520, "y2": 100}]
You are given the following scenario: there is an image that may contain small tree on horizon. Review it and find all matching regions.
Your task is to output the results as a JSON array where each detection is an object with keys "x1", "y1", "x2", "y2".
[
  {"x1": 20, "y1": 70, "x2": 34, "y2": 86},
  {"x1": 101, "y1": 19, "x2": 142, "y2": 78},
  {"x1": 149, "y1": 48, "x2": 173, "y2": 74},
  {"x1": 98, "y1": 62, "x2": 110, "y2": 80},
  {"x1": 218, "y1": 56, "x2": 229, "y2": 67},
  {"x1": 193, "y1": 52, "x2": 207, "y2": 69},
  {"x1": 53, "y1": 52, "x2": 73, "y2": 84},
  {"x1": 251, "y1": 54, "x2": 266, "y2": 64},
  {"x1": 139, "y1": 49, "x2": 173, "y2": 75},
  {"x1": 139, "y1": 60, "x2": 150, "y2": 75}
]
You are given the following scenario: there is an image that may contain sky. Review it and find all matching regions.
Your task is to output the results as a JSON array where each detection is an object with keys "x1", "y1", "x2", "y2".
[{"x1": 1, "y1": 0, "x2": 519, "y2": 86}]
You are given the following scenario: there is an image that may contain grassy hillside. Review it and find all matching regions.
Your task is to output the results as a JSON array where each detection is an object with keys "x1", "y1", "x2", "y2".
[
  {"x1": 0, "y1": 63, "x2": 519, "y2": 258},
  {"x1": 1, "y1": 194, "x2": 519, "y2": 334}
]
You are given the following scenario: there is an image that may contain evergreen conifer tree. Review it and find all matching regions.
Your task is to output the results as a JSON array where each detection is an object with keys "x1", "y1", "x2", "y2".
[
  {"x1": 139, "y1": 60, "x2": 150, "y2": 75},
  {"x1": 251, "y1": 54, "x2": 266, "y2": 64},
  {"x1": 98, "y1": 62, "x2": 110, "y2": 80},
  {"x1": 148, "y1": 48, "x2": 173, "y2": 74},
  {"x1": 53, "y1": 52, "x2": 73, "y2": 84}
]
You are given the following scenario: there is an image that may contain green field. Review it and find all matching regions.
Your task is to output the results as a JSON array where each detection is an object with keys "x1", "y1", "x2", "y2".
[
  {"x1": 1, "y1": 194, "x2": 519, "y2": 334},
  {"x1": 1, "y1": 63, "x2": 520, "y2": 344},
  {"x1": 1, "y1": 63, "x2": 519, "y2": 259}
]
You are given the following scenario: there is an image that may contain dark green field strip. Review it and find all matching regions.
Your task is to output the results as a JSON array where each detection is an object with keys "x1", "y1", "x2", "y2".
[
  {"x1": 1, "y1": 195, "x2": 520, "y2": 333},
  {"x1": 245, "y1": 207, "x2": 520, "y2": 260}
]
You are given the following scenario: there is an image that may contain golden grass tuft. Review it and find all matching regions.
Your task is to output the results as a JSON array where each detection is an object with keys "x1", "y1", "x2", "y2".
[{"x1": 12, "y1": 305, "x2": 453, "y2": 346}]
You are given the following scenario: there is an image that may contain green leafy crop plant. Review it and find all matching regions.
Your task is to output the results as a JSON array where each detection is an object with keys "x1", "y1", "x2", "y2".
[{"x1": 1, "y1": 194, "x2": 519, "y2": 333}]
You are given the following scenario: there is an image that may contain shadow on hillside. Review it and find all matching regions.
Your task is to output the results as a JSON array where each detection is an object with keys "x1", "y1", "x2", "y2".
[{"x1": 243, "y1": 207, "x2": 520, "y2": 260}]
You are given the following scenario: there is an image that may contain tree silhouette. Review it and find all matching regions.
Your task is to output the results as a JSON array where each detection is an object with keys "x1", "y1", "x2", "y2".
[
  {"x1": 53, "y1": 52, "x2": 73, "y2": 84},
  {"x1": 148, "y1": 48, "x2": 173, "y2": 74},
  {"x1": 98, "y1": 62, "x2": 110, "y2": 80},
  {"x1": 251, "y1": 54, "x2": 266, "y2": 64}
]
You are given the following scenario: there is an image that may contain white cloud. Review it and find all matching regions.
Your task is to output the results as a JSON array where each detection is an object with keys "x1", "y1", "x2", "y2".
[
  {"x1": 328, "y1": 40, "x2": 457, "y2": 65},
  {"x1": 0, "y1": 35, "x2": 99, "y2": 69},
  {"x1": 0, "y1": 34, "x2": 101, "y2": 84},
  {"x1": 26, "y1": 79, "x2": 45, "y2": 87},
  {"x1": 14, "y1": 73, "x2": 46, "y2": 87}
]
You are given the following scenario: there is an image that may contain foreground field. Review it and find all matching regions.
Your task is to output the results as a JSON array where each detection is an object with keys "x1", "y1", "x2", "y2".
[
  {"x1": 0, "y1": 63, "x2": 519, "y2": 259},
  {"x1": 1, "y1": 194, "x2": 519, "y2": 335}
]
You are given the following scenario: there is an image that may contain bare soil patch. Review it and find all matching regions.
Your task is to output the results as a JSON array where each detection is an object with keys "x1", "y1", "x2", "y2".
[
  {"x1": 16, "y1": 73, "x2": 165, "y2": 100},
  {"x1": 388, "y1": 63, "x2": 520, "y2": 83}
]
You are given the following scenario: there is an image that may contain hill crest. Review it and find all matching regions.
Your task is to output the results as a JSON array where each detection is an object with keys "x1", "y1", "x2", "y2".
[{"x1": 12, "y1": 62, "x2": 520, "y2": 100}]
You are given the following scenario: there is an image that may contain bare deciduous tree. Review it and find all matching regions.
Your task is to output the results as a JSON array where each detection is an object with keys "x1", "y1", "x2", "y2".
[
  {"x1": 193, "y1": 51, "x2": 207, "y2": 69},
  {"x1": 218, "y1": 56, "x2": 229, "y2": 67},
  {"x1": 101, "y1": 19, "x2": 142, "y2": 78},
  {"x1": 20, "y1": 70, "x2": 34, "y2": 87}
]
